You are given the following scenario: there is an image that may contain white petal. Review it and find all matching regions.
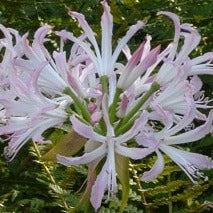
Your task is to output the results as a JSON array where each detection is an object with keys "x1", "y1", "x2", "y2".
[
  {"x1": 56, "y1": 31, "x2": 100, "y2": 74},
  {"x1": 160, "y1": 144, "x2": 212, "y2": 182},
  {"x1": 166, "y1": 147, "x2": 213, "y2": 170}
]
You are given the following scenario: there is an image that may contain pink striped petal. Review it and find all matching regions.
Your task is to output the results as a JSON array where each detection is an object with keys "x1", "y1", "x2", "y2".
[
  {"x1": 57, "y1": 143, "x2": 106, "y2": 166},
  {"x1": 112, "y1": 21, "x2": 145, "y2": 66},
  {"x1": 90, "y1": 163, "x2": 108, "y2": 211},
  {"x1": 70, "y1": 116, "x2": 105, "y2": 142},
  {"x1": 125, "y1": 42, "x2": 145, "y2": 72},
  {"x1": 115, "y1": 144, "x2": 154, "y2": 160},
  {"x1": 176, "y1": 24, "x2": 201, "y2": 63},
  {"x1": 165, "y1": 110, "x2": 213, "y2": 145},
  {"x1": 141, "y1": 150, "x2": 164, "y2": 181},
  {"x1": 70, "y1": 12, "x2": 102, "y2": 63},
  {"x1": 122, "y1": 45, "x2": 160, "y2": 89},
  {"x1": 160, "y1": 144, "x2": 212, "y2": 182},
  {"x1": 34, "y1": 25, "x2": 52, "y2": 44}
]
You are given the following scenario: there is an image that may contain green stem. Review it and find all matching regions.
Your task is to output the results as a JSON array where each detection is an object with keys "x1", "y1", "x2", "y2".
[
  {"x1": 100, "y1": 75, "x2": 109, "y2": 94},
  {"x1": 33, "y1": 143, "x2": 70, "y2": 211},
  {"x1": 115, "y1": 115, "x2": 138, "y2": 136},
  {"x1": 64, "y1": 87, "x2": 91, "y2": 123},
  {"x1": 119, "y1": 82, "x2": 160, "y2": 128},
  {"x1": 109, "y1": 87, "x2": 123, "y2": 124}
]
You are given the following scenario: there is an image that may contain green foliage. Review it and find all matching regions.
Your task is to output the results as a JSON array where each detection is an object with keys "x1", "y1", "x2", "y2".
[{"x1": 127, "y1": 155, "x2": 213, "y2": 213}]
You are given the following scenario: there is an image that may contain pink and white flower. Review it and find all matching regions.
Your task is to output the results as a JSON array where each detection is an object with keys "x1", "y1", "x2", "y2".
[
  {"x1": 0, "y1": 0, "x2": 212, "y2": 211},
  {"x1": 136, "y1": 109, "x2": 213, "y2": 182},
  {"x1": 57, "y1": 96, "x2": 152, "y2": 210},
  {"x1": 0, "y1": 62, "x2": 68, "y2": 160}
]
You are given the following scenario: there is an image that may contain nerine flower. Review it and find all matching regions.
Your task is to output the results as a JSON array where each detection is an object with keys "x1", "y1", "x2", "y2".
[
  {"x1": 136, "y1": 105, "x2": 213, "y2": 182},
  {"x1": 0, "y1": 0, "x2": 213, "y2": 211},
  {"x1": 0, "y1": 62, "x2": 68, "y2": 160},
  {"x1": 58, "y1": 96, "x2": 153, "y2": 210}
]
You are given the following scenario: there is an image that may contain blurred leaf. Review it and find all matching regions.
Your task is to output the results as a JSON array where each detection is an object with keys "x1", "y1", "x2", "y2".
[
  {"x1": 116, "y1": 153, "x2": 129, "y2": 213},
  {"x1": 41, "y1": 131, "x2": 86, "y2": 161}
]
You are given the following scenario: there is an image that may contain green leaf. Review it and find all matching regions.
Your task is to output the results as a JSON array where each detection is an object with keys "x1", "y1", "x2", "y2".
[
  {"x1": 115, "y1": 153, "x2": 129, "y2": 213},
  {"x1": 41, "y1": 131, "x2": 86, "y2": 161}
]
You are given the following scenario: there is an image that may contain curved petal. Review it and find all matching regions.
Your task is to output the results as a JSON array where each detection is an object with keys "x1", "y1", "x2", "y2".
[
  {"x1": 70, "y1": 116, "x2": 105, "y2": 142},
  {"x1": 141, "y1": 150, "x2": 164, "y2": 181},
  {"x1": 90, "y1": 163, "x2": 108, "y2": 211},
  {"x1": 112, "y1": 21, "x2": 145, "y2": 67},
  {"x1": 115, "y1": 144, "x2": 154, "y2": 160},
  {"x1": 165, "y1": 110, "x2": 213, "y2": 145},
  {"x1": 166, "y1": 147, "x2": 213, "y2": 170},
  {"x1": 29, "y1": 61, "x2": 48, "y2": 95},
  {"x1": 160, "y1": 144, "x2": 212, "y2": 183},
  {"x1": 34, "y1": 25, "x2": 52, "y2": 44},
  {"x1": 157, "y1": 11, "x2": 180, "y2": 59},
  {"x1": 165, "y1": 97, "x2": 196, "y2": 136},
  {"x1": 70, "y1": 11, "x2": 102, "y2": 63},
  {"x1": 56, "y1": 31, "x2": 100, "y2": 73},
  {"x1": 190, "y1": 52, "x2": 213, "y2": 66},
  {"x1": 176, "y1": 24, "x2": 201, "y2": 63},
  {"x1": 57, "y1": 143, "x2": 106, "y2": 166}
]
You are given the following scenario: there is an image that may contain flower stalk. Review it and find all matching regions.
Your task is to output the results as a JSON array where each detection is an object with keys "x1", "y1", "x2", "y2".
[
  {"x1": 100, "y1": 75, "x2": 109, "y2": 94},
  {"x1": 109, "y1": 87, "x2": 123, "y2": 124},
  {"x1": 116, "y1": 82, "x2": 160, "y2": 133},
  {"x1": 64, "y1": 87, "x2": 91, "y2": 123}
]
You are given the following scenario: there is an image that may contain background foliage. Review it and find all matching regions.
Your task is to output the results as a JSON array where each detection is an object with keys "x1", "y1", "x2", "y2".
[{"x1": 0, "y1": 0, "x2": 213, "y2": 212}]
